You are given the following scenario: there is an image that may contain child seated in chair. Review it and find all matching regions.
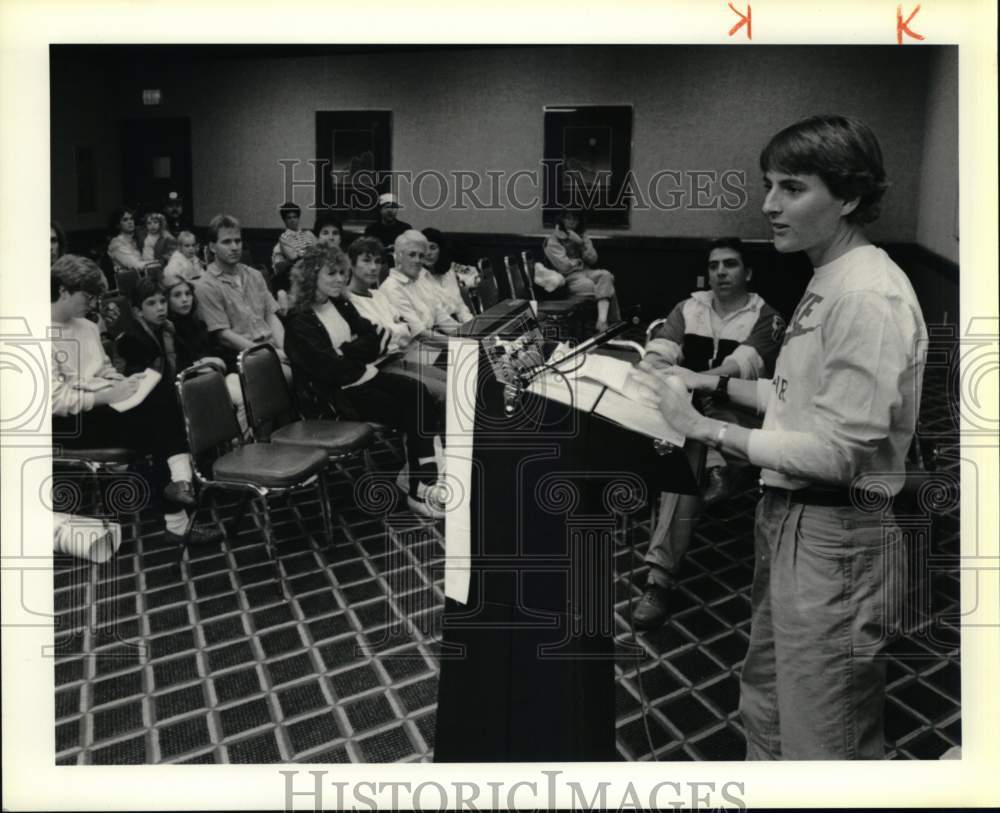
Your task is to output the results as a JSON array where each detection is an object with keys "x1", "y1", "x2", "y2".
[
  {"x1": 163, "y1": 230, "x2": 204, "y2": 284},
  {"x1": 162, "y1": 274, "x2": 247, "y2": 431},
  {"x1": 543, "y1": 208, "x2": 620, "y2": 332},
  {"x1": 51, "y1": 256, "x2": 222, "y2": 544}
]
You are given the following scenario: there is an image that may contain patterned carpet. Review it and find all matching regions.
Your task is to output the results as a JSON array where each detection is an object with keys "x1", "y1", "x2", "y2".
[{"x1": 51, "y1": 348, "x2": 961, "y2": 764}]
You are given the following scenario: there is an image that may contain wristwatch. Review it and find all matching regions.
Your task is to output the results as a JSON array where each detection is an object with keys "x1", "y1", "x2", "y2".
[{"x1": 714, "y1": 375, "x2": 731, "y2": 402}]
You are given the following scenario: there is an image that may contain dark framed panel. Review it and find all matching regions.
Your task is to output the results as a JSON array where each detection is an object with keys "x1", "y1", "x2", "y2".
[
  {"x1": 543, "y1": 105, "x2": 633, "y2": 229},
  {"x1": 315, "y1": 110, "x2": 392, "y2": 221}
]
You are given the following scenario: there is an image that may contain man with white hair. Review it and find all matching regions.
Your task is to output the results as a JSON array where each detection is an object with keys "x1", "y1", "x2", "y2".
[{"x1": 379, "y1": 230, "x2": 463, "y2": 336}]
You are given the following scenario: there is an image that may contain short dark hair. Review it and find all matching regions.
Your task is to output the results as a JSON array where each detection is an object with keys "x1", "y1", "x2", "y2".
[
  {"x1": 347, "y1": 236, "x2": 383, "y2": 265},
  {"x1": 279, "y1": 201, "x2": 302, "y2": 219},
  {"x1": 555, "y1": 208, "x2": 585, "y2": 233},
  {"x1": 131, "y1": 277, "x2": 167, "y2": 308},
  {"x1": 314, "y1": 209, "x2": 343, "y2": 235},
  {"x1": 707, "y1": 237, "x2": 747, "y2": 264},
  {"x1": 51, "y1": 254, "x2": 105, "y2": 302},
  {"x1": 108, "y1": 206, "x2": 136, "y2": 234},
  {"x1": 759, "y1": 115, "x2": 889, "y2": 225},
  {"x1": 208, "y1": 214, "x2": 241, "y2": 243}
]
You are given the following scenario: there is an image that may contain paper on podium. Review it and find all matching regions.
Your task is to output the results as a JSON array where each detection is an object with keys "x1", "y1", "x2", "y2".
[
  {"x1": 531, "y1": 348, "x2": 686, "y2": 447},
  {"x1": 109, "y1": 369, "x2": 162, "y2": 412}
]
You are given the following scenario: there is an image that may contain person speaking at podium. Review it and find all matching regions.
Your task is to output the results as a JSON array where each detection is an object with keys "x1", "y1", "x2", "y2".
[{"x1": 629, "y1": 116, "x2": 927, "y2": 760}]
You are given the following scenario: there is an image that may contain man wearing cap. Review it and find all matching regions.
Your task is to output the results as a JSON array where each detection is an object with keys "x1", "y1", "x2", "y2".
[
  {"x1": 364, "y1": 193, "x2": 413, "y2": 249},
  {"x1": 163, "y1": 191, "x2": 190, "y2": 235}
]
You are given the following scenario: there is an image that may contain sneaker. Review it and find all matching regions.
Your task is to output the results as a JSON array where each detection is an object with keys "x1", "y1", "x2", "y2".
[
  {"x1": 163, "y1": 480, "x2": 197, "y2": 508},
  {"x1": 407, "y1": 481, "x2": 447, "y2": 520},
  {"x1": 632, "y1": 583, "x2": 670, "y2": 630},
  {"x1": 164, "y1": 524, "x2": 225, "y2": 545}
]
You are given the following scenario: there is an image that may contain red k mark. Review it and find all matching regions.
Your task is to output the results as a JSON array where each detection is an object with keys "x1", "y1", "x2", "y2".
[
  {"x1": 728, "y1": 3, "x2": 751, "y2": 40},
  {"x1": 897, "y1": 4, "x2": 925, "y2": 44}
]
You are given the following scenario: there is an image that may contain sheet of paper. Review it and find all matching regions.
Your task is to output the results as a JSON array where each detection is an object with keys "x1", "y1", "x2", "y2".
[
  {"x1": 109, "y1": 369, "x2": 162, "y2": 413},
  {"x1": 592, "y1": 387, "x2": 685, "y2": 446},
  {"x1": 527, "y1": 371, "x2": 606, "y2": 412}
]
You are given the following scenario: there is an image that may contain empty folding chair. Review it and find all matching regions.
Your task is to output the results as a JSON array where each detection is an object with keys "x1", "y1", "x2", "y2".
[{"x1": 176, "y1": 363, "x2": 333, "y2": 576}]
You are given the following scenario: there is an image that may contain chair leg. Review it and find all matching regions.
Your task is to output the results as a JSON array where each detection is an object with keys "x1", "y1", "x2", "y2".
[
  {"x1": 260, "y1": 497, "x2": 287, "y2": 595},
  {"x1": 316, "y1": 471, "x2": 334, "y2": 551},
  {"x1": 226, "y1": 492, "x2": 254, "y2": 539}
]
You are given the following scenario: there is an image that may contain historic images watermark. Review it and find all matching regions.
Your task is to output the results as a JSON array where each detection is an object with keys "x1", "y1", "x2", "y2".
[
  {"x1": 281, "y1": 768, "x2": 748, "y2": 811},
  {"x1": 280, "y1": 161, "x2": 749, "y2": 214}
]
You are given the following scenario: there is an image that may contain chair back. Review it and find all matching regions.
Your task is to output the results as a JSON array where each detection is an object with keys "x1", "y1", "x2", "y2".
[
  {"x1": 114, "y1": 267, "x2": 144, "y2": 301},
  {"x1": 238, "y1": 343, "x2": 296, "y2": 440},
  {"x1": 176, "y1": 365, "x2": 242, "y2": 477},
  {"x1": 502, "y1": 255, "x2": 531, "y2": 300},
  {"x1": 518, "y1": 252, "x2": 540, "y2": 303},
  {"x1": 474, "y1": 258, "x2": 500, "y2": 313}
]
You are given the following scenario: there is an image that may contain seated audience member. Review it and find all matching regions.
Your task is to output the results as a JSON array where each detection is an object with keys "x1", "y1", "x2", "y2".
[
  {"x1": 50, "y1": 255, "x2": 221, "y2": 544},
  {"x1": 164, "y1": 275, "x2": 246, "y2": 429},
  {"x1": 346, "y1": 236, "x2": 449, "y2": 402},
  {"x1": 314, "y1": 210, "x2": 344, "y2": 248},
  {"x1": 380, "y1": 230, "x2": 463, "y2": 336},
  {"x1": 543, "y1": 208, "x2": 620, "y2": 331},
  {"x1": 153, "y1": 234, "x2": 180, "y2": 269},
  {"x1": 107, "y1": 206, "x2": 159, "y2": 277},
  {"x1": 163, "y1": 230, "x2": 204, "y2": 283},
  {"x1": 138, "y1": 211, "x2": 173, "y2": 262},
  {"x1": 363, "y1": 193, "x2": 412, "y2": 249},
  {"x1": 51, "y1": 221, "x2": 67, "y2": 265},
  {"x1": 163, "y1": 190, "x2": 190, "y2": 236},
  {"x1": 283, "y1": 244, "x2": 447, "y2": 518},
  {"x1": 194, "y1": 213, "x2": 291, "y2": 373},
  {"x1": 632, "y1": 238, "x2": 785, "y2": 630},
  {"x1": 273, "y1": 201, "x2": 315, "y2": 271},
  {"x1": 421, "y1": 228, "x2": 475, "y2": 323},
  {"x1": 272, "y1": 202, "x2": 316, "y2": 312}
]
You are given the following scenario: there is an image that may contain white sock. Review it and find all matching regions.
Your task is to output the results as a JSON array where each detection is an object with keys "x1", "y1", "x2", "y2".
[
  {"x1": 167, "y1": 453, "x2": 193, "y2": 484},
  {"x1": 164, "y1": 510, "x2": 188, "y2": 535}
]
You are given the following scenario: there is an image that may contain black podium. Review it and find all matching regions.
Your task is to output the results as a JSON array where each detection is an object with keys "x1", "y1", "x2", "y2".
[{"x1": 434, "y1": 337, "x2": 698, "y2": 762}]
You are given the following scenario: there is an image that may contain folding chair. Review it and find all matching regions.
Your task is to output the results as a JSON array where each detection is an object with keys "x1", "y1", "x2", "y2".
[
  {"x1": 176, "y1": 363, "x2": 332, "y2": 577},
  {"x1": 237, "y1": 344, "x2": 375, "y2": 464},
  {"x1": 51, "y1": 447, "x2": 144, "y2": 544},
  {"x1": 468, "y1": 257, "x2": 500, "y2": 315}
]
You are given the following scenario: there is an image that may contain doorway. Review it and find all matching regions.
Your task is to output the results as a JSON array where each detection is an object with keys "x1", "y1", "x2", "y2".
[{"x1": 120, "y1": 117, "x2": 193, "y2": 221}]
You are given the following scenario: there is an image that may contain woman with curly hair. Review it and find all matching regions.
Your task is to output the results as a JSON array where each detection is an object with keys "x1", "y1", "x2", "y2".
[{"x1": 283, "y1": 244, "x2": 447, "y2": 518}]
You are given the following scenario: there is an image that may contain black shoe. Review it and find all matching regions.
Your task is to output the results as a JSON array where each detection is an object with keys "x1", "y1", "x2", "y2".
[
  {"x1": 165, "y1": 524, "x2": 224, "y2": 545},
  {"x1": 163, "y1": 480, "x2": 197, "y2": 508},
  {"x1": 701, "y1": 466, "x2": 735, "y2": 505},
  {"x1": 632, "y1": 583, "x2": 670, "y2": 630}
]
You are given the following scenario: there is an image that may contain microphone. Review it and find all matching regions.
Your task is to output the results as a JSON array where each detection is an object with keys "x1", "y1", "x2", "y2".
[{"x1": 521, "y1": 318, "x2": 635, "y2": 386}]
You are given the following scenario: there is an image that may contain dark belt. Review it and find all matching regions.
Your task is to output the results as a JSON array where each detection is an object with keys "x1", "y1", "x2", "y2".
[{"x1": 761, "y1": 484, "x2": 890, "y2": 508}]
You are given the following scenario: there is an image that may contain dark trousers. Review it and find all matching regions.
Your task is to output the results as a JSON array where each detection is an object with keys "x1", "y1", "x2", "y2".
[{"x1": 342, "y1": 372, "x2": 442, "y2": 486}]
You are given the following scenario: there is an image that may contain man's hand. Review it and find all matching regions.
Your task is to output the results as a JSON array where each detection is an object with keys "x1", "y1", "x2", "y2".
[
  {"x1": 638, "y1": 361, "x2": 710, "y2": 393},
  {"x1": 565, "y1": 228, "x2": 585, "y2": 245},
  {"x1": 625, "y1": 367, "x2": 703, "y2": 436}
]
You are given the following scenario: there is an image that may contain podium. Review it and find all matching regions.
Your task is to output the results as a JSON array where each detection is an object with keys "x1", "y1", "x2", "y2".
[{"x1": 434, "y1": 335, "x2": 698, "y2": 762}]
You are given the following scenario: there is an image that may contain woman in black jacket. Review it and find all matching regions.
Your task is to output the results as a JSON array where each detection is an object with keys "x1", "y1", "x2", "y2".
[{"x1": 283, "y1": 244, "x2": 446, "y2": 518}]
